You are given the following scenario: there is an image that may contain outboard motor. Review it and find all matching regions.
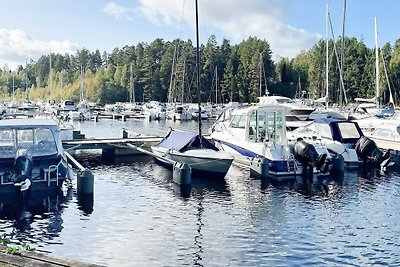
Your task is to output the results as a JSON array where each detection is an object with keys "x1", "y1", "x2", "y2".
[
  {"x1": 13, "y1": 148, "x2": 33, "y2": 192},
  {"x1": 355, "y1": 136, "x2": 391, "y2": 168},
  {"x1": 294, "y1": 139, "x2": 330, "y2": 174}
]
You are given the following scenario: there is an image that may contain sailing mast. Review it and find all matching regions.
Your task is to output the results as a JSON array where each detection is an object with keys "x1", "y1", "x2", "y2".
[
  {"x1": 374, "y1": 17, "x2": 380, "y2": 109},
  {"x1": 25, "y1": 60, "x2": 29, "y2": 102},
  {"x1": 325, "y1": 0, "x2": 329, "y2": 109},
  {"x1": 130, "y1": 62, "x2": 135, "y2": 104},
  {"x1": 195, "y1": 0, "x2": 202, "y2": 143},
  {"x1": 49, "y1": 51, "x2": 52, "y2": 99}
]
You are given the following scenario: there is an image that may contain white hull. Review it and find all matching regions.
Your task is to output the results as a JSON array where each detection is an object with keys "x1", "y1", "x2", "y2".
[{"x1": 151, "y1": 146, "x2": 233, "y2": 177}]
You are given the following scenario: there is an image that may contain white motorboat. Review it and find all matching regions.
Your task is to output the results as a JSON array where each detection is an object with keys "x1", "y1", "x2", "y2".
[
  {"x1": 288, "y1": 118, "x2": 362, "y2": 169},
  {"x1": 0, "y1": 118, "x2": 72, "y2": 195},
  {"x1": 143, "y1": 101, "x2": 166, "y2": 121},
  {"x1": 151, "y1": 129, "x2": 233, "y2": 178},
  {"x1": 258, "y1": 95, "x2": 314, "y2": 121},
  {"x1": 210, "y1": 105, "x2": 332, "y2": 177},
  {"x1": 365, "y1": 122, "x2": 400, "y2": 151}
]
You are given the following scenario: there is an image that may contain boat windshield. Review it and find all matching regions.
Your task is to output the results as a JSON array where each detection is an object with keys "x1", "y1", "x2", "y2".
[
  {"x1": 0, "y1": 127, "x2": 58, "y2": 159},
  {"x1": 337, "y1": 122, "x2": 361, "y2": 139},
  {"x1": 249, "y1": 110, "x2": 284, "y2": 144}
]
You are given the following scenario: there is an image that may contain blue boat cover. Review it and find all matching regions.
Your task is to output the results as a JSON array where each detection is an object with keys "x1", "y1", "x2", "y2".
[{"x1": 155, "y1": 129, "x2": 218, "y2": 152}]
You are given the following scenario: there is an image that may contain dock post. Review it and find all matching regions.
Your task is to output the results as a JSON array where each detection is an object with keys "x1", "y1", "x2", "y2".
[
  {"x1": 173, "y1": 162, "x2": 191, "y2": 185},
  {"x1": 65, "y1": 151, "x2": 94, "y2": 195},
  {"x1": 122, "y1": 128, "x2": 128, "y2": 138},
  {"x1": 77, "y1": 168, "x2": 94, "y2": 194},
  {"x1": 332, "y1": 154, "x2": 344, "y2": 173}
]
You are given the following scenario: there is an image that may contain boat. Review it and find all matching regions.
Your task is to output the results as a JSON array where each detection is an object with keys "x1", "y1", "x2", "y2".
[
  {"x1": 0, "y1": 118, "x2": 72, "y2": 195},
  {"x1": 143, "y1": 101, "x2": 166, "y2": 121},
  {"x1": 352, "y1": 18, "x2": 395, "y2": 119},
  {"x1": 210, "y1": 105, "x2": 332, "y2": 177},
  {"x1": 288, "y1": 118, "x2": 362, "y2": 169},
  {"x1": 257, "y1": 95, "x2": 314, "y2": 121},
  {"x1": 150, "y1": 0, "x2": 233, "y2": 179},
  {"x1": 365, "y1": 122, "x2": 400, "y2": 151},
  {"x1": 151, "y1": 129, "x2": 233, "y2": 178},
  {"x1": 61, "y1": 100, "x2": 76, "y2": 112}
]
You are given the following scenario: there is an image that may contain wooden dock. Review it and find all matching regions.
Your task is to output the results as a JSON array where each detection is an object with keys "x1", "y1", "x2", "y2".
[
  {"x1": 62, "y1": 136, "x2": 163, "y2": 155},
  {"x1": 0, "y1": 245, "x2": 102, "y2": 267}
]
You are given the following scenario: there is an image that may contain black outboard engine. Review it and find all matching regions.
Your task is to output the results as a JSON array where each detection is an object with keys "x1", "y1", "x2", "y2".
[
  {"x1": 13, "y1": 148, "x2": 33, "y2": 192},
  {"x1": 355, "y1": 136, "x2": 391, "y2": 168},
  {"x1": 294, "y1": 139, "x2": 330, "y2": 174}
]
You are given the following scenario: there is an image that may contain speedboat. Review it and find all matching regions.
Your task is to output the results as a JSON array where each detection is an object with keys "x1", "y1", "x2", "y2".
[
  {"x1": 151, "y1": 129, "x2": 233, "y2": 178},
  {"x1": 0, "y1": 119, "x2": 72, "y2": 195},
  {"x1": 210, "y1": 105, "x2": 332, "y2": 177},
  {"x1": 288, "y1": 118, "x2": 362, "y2": 169},
  {"x1": 365, "y1": 122, "x2": 400, "y2": 151},
  {"x1": 257, "y1": 95, "x2": 315, "y2": 121}
]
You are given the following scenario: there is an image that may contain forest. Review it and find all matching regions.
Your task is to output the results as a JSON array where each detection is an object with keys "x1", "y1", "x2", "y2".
[{"x1": 0, "y1": 34, "x2": 400, "y2": 106}]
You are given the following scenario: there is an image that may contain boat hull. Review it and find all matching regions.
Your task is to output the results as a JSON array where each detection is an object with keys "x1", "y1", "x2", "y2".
[{"x1": 151, "y1": 146, "x2": 233, "y2": 178}]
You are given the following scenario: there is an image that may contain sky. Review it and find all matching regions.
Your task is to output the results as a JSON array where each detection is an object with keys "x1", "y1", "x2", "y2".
[{"x1": 0, "y1": 0, "x2": 398, "y2": 70}]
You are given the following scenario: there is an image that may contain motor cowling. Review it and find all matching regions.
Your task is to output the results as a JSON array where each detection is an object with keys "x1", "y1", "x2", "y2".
[
  {"x1": 355, "y1": 136, "x2": 390, "y2": 166},
  {"x1": 294, "y1": 139, "x2": 330, "y2": 173},
  {"x1": 13, "y1": 148, "x2": 33, "y2": 191}
]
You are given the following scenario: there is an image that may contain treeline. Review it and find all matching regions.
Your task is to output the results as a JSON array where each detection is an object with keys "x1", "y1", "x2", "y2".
[{"x1": 0, "y1": 35, "x2": 400, "y2": 105}]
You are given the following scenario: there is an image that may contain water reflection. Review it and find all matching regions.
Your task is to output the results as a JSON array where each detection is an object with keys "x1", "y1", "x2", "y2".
[{"x1": 0, "y1": 188, "x2": 71, "y2": 243}]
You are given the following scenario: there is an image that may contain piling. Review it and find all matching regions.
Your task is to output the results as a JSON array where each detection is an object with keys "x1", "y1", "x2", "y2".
[
  {"x1": 173, "y1": 162, "x2": 191, "y2": 185},
  {"x1": 332, "y1": 154, "x2": 345, "y2": 172},
  {"x1": 65, "y1": 151, "x2": 94, "y2": 194}
]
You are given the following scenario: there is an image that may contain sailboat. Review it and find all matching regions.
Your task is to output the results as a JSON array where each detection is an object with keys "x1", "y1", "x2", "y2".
[
  {"x1": 67, "y1": 66, "x2": 91, "y2": 121},
  {"x1": 8, "y1": 72, "x2": 18, "y2": 109},
  {"x1": 309, "y1": 0, "x2": 348, "y2": 121},
  {"x1": 352, "y1": 17, "x2": 398, "y2": 133},
  {"x1": 150, "y1": 0, "x2": 233, "y2": 178},
  {"x1": 20, "y1": 61, "x2": 36, "y2": 111},
  {"x1": 353, "y1": 17, "x2": 395, "y2": 120}
]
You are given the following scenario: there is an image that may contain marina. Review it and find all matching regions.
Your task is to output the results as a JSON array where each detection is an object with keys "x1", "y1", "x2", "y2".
[
  {"x1": 2, "y1": 0, "x2": 400, "y2": 266},
  {"x1": 0, "y1": 118, "x2": 399, "y2": 266}
]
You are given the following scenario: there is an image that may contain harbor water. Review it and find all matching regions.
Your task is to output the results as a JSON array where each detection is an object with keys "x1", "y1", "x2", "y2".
[{"x1": 1, "y1": 118, "x2": 400, "y2": 266}]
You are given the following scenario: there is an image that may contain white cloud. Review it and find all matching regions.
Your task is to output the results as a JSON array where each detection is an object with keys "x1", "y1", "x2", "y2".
[
  {"x1": 102, "y1": 1, "x2": 137, "y2": 21},
  {"x1": 0, "y1": 29, "x2": 79, "y2": 69},
  {"x1": 135, "y1": 0, "x2": 321, "y2": 59}
]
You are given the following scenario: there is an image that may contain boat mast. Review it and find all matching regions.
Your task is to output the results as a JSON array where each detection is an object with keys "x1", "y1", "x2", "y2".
[
  {"x1": 215, "y1": 66, "x2": 218, "y2": 104},
  {"x1": 325, "y1": 0, "x2": 329, "y2": 109},
  {"x1": 374, "y1": 17, "x2": 380, "y2": 108},
  {"x1": 25, "y1": 60, "x2": 29, "y2": 101},
  {"x1": 49, "y1": 51, "x2": 52, "y2": 99},
  {"x1": 80, "y1": 66, "x2": 85, "y2": 103},
  {"x1": 339, "y1": 0, "x2": 346, "y2": 105},
  {"x1": 12, "y1": 72, "x2": 15, "y2": 100},
  {"x1": 195, "y1": 0, "x2": 202, "y2": 143},
  {"x1": 130, "y1": 62, "x2": 135, "y2": 104}
]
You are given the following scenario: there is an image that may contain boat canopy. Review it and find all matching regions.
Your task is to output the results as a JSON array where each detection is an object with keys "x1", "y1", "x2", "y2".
[
  {"x1": 155, "y1": 129, "x2": 218, "y2": 152},
  {"x1": 314, "y1": 118, "x2": 363, "y2": 144}
]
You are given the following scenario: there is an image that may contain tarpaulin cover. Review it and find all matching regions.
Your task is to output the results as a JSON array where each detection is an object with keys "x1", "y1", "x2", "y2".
[{"x1": 155, "y1": 129, "x2": 218, "y2": 152}]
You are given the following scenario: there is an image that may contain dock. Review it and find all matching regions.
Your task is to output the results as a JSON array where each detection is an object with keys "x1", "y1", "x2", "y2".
[
  {"x1": 62, "y1": 135, "x2": 163, "y2": 156},
  {"x1": 0, "y1": 244, "x2": 102, "y2": 267}
]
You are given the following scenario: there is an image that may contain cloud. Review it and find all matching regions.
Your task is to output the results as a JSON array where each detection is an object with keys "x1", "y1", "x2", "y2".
[
  {"x1": 0, "y1": 29, "x2": 79, "y2": 69},
  {"x1": 102, "y1": 1, "x2": 137, "y2": 21},
  {"x1": 136, "y1": 0, "x2": 321, "y2": 59}
]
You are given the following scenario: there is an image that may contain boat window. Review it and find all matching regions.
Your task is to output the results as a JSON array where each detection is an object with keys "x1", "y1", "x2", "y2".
[
  {"x1": 230, "y1": 115, "x2": 246, "y2": 128},
  {"x1": 0, "y1": 130, "x2": 16, "y2": 158},
  {"x1": 266, "y1": 111, "x2": 284, "y2": 144},
  {"x1": 315, "y1": 124, "x2": 332, "y2": 138},
  {"x1": 373, "y1": 128, "x2": 392, "y2": 138},
  {"x1": 338, "y1": 123, "x2": 361, "y2": 139},
  {"x1": 0, "y1": 127, "x2": 59, "y2": 158}
]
